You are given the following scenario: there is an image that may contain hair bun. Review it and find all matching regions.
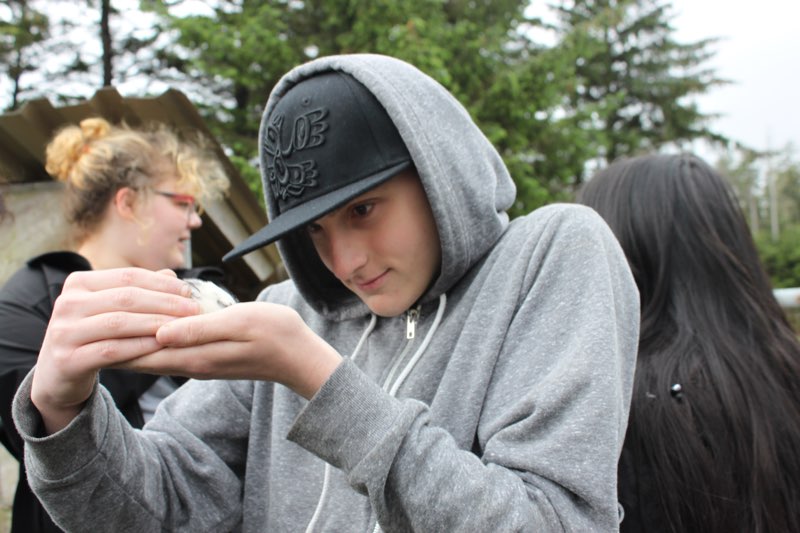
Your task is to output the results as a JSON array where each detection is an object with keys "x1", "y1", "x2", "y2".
[
  {"x1": 79, "y1": 117, "x2": 111, "y2": 142},
  {"x1": 45, "y1": 117, "x2": 112, "y2": 186}
]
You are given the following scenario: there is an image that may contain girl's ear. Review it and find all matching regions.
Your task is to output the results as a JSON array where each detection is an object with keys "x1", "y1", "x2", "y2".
[{"x1": 114, "y1": 187, "x2": 138, "y2": 220}]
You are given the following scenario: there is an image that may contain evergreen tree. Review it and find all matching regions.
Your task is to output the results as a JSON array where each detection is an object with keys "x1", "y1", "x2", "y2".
[
  {"x1": 0, "y1": 0, "x2": 49, "y2": 111},
  {"x1": 554, "y1": 0, "x2": 728, "y2": 184},
  {"x1": 0, "y1": 0, "x2": 165, "y2": 108}
]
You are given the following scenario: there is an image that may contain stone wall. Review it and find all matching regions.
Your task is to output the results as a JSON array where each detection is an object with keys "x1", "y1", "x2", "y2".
[
  {"x1": 0, "y1": 182, "x2": 73, "y2": 286},
  {"x1": 0, "y1": 445, "x2": 15, "y2": 533}
]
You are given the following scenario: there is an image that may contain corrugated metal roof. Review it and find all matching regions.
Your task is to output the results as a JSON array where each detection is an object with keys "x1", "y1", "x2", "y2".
[{"x1": 0, "y1": 87, "x2": 285, "y2": 300}]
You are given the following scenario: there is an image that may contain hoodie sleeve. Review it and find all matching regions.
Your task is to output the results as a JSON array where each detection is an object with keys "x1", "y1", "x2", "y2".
[
  {"x1": 288, "y1": 205, "x2": 639, "y2": 532},
  {"x1": 12, "y1": 371, "x2": 253, "y2": 532}
]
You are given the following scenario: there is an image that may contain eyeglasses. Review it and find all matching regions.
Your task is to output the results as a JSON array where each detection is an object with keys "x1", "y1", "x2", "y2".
[{"x1": 153, "y1": 190, "x2": 200, "y2": 219}]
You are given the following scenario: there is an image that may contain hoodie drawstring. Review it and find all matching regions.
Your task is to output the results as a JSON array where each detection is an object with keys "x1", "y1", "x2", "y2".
[
  {"x1": 307, "y1": 294, "x2": 447, "y2": 533},
  {"x1": 304, "y1": 313, "x2": 377, "y2": 533},
  {"x1": 352, "y1": 313, "x2": 378, "y2": 363}
]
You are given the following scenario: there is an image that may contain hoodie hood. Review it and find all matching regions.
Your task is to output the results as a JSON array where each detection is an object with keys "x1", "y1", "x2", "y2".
[{"x1": 262, "y1": 54, "x2": 516, "y2": 319}]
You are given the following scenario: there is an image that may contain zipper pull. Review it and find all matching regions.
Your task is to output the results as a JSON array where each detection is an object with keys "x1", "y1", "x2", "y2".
[{"x1": 406, "y1": 307, "x2": 420, "y2": 339}]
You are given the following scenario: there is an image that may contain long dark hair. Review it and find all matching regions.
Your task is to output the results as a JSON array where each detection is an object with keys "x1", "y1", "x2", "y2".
[{"x1": 577, "y1": 153, "x2": 800, "y2": 532}]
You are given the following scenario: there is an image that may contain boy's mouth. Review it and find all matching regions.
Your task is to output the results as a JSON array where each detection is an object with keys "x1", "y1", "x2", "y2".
[{"x1": 355, "y1": 270, "x2": 389, "y2": 291}]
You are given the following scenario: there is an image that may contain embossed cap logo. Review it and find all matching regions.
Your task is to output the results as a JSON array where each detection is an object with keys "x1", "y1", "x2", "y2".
[{"x1": 263, "y1": 107, "x2": 329, "y2": 201}]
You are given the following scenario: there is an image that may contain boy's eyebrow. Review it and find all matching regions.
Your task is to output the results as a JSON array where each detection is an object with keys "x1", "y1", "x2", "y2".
[
  {"x1": 324, "y1": 193, "x2": 375, "y2": 219},
  {"x1": 310, "y1": 180, "x2": 392, "y2": 227}
]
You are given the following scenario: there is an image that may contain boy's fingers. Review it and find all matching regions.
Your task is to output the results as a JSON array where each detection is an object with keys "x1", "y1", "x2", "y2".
[
  {"x1": 47, "y1": 312, "x2": 179, "y2": 348},
  {"x1": 114, "y1": 342, "x2": 244, "y2": 379},
  {"x1": 75, "y1": 335, "x2": 166, "y2": 368},
  {"x1": 156, "y1": 311, "x2": 234, "y2": 347}
]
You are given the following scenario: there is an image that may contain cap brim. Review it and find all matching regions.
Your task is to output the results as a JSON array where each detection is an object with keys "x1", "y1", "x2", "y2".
[{"x1": 223, "y1": 160, "x2": 411, "y2": 262}]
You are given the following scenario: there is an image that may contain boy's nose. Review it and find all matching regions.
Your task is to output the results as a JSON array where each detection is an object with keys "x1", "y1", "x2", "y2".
[{"x1": 327, "y1": 235, "x2": 367, "y2": 281}]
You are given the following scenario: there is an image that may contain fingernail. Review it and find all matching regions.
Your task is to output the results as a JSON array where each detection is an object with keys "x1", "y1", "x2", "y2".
[
  {"x1": 156, "y1": 322, "x2": 172, "y2": 344},
  {"x1": 180, "y1": 282, "x2": 193, "y2": 298}
]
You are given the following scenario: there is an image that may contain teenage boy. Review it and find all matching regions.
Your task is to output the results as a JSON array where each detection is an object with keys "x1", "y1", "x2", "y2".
[{"x1": 14, "y1": 54, "x2": 639, "y2": 532}]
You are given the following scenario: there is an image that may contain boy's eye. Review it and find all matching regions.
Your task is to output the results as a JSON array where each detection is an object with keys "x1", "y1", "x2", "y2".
[
  {"x1": 352, "y1": 203, "x2": 372, "y2": 217},
  {"x1": 306, "y1": 223, "x2": 322, "y2": 235}
]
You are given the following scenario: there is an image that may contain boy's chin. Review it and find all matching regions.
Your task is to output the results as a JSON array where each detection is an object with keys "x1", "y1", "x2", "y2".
[{"x1": 363, "y1": 296, "x2": 417, "y2": 318}]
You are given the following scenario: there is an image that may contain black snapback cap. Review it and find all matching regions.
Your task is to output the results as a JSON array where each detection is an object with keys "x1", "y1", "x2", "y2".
[{"x1": 223, "y1": 71, "x2": 411, "y2": 262}]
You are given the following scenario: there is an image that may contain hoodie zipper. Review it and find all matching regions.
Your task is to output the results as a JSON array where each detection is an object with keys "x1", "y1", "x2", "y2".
[
  {"x1": 406, "y1": 306, "x2": 420, "y2": 339},
  {"x1": 381, "y1": 307, "x2": 421, "y2": 394},
  {"x1": 370, "y1": 306, "x2": 420, "y2": 533}
]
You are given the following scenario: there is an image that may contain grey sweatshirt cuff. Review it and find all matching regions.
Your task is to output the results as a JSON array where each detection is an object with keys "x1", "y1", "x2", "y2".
[
  {"x1": 287, "y1": 359, "x2": 414, "y2": 473},
  {"x1": 12, "y1": 368, "x2": 109, "y2": 480}
]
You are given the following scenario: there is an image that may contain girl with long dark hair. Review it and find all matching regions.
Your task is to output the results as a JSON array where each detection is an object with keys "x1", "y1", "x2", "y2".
[{"x1": 578, "y1": 153, "x2": 800, "y2": 532}]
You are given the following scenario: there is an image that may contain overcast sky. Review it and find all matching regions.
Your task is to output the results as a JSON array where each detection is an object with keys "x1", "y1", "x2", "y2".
[{"x1": 670, "y1": 0, "x2": 800, "y2": 156}]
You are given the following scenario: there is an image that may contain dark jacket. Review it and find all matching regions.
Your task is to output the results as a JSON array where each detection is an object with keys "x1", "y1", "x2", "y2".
[{"x1": 0, "y1": 252, "x2": 161, "y2": 533}]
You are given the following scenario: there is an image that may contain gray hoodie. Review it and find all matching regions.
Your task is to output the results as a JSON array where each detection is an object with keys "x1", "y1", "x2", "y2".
[{"x1": 13, "y1": 54, "x2": 639, "y2": 532}]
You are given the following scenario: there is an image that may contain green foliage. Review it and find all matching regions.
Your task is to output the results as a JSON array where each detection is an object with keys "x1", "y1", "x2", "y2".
[
  {"x1": 716, "y1": 148, "x2": 763, "y2": 231},
  {"x1": 229, "y1": 153, "x2": 265, "y2": 209},
  {"x1": 0, "y1": 0, "x2": 49, "y2": 110},
  {"x1": 755, "y1": 226, "x2": 800, "y2": 288},
  {"x1": 142, "y1": 1, "x2": 303, "y2": 163},
  {"x1": 774, "y1": 152, "x2": 800, "y2": 227},
  {"x1": 716, "y1": 144, "x2": 800, "y2": 288}
]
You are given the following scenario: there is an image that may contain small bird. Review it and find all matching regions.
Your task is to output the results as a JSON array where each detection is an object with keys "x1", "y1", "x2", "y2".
[{"x1": 184, "y1": 279, "x2": 237, "y2": 313}]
